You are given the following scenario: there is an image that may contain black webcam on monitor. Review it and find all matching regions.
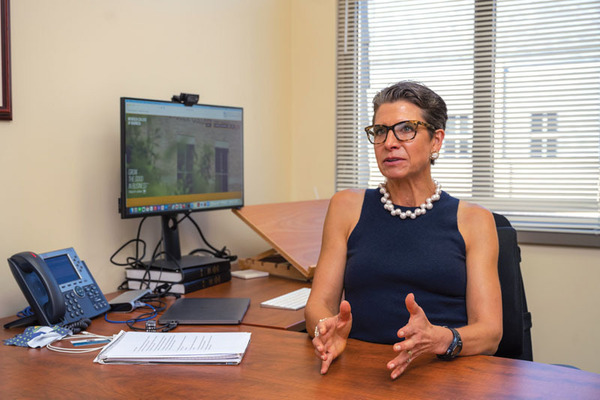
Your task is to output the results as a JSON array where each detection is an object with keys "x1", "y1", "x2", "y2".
[{"x1": 172, "y1": 92, "x2": 199, "y2": 106}]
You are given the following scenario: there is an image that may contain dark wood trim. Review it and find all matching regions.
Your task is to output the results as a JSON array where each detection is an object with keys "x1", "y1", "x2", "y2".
[{"x1": 0, "y1": 0, "x2": 11, "y2": 121}]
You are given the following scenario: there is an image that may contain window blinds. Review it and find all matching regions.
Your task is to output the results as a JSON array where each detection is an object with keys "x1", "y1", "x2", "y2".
[{"x1": 336, "y1": 0, "x2": 600, "y2": 244}]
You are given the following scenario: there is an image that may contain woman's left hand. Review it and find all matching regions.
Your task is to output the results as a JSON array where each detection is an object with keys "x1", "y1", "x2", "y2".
[{"x1": 386, "y1": 293, "x2": 451, "y2": 379}]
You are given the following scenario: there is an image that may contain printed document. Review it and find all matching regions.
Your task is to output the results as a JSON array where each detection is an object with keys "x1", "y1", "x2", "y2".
[{"x1": 94, "y1": 331, "x2": 251, "y2": 365}]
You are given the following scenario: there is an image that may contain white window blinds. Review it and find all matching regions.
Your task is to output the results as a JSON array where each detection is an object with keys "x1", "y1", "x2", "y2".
[{"x1": 336, "y1": 0, "x2": 600, "y2": 245}]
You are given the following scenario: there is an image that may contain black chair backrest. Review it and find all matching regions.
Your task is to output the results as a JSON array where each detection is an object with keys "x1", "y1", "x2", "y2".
[{"x1": 493, "y1": 213, "x2": 533, "y2": 361}]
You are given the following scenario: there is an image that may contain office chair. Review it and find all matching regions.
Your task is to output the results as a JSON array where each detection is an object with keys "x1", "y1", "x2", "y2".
[{"x1": 493, "y1": 213, "x2": 533, "y2": 361}]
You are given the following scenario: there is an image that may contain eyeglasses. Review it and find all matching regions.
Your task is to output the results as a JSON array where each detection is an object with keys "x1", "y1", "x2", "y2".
[{"x1": 364, "y1": 120, "x2": 436, "y2": 144}]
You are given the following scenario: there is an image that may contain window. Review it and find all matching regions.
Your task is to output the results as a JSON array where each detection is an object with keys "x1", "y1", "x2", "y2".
[
  {"x1": 336, "y1": 0, "x2": 600, "y2": 246},
  {"x1": 530, "y1": 113, "x2": 558, "y2": 158}
]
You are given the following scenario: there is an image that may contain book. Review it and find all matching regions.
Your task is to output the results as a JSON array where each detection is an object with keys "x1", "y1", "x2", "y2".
[
  {"x1": 94, "y1": 330, "x2": 252, "y2": 365},
  {"x1": 143, "y1": 255, "x2": 229, "y2": 271},
  {"x1": 125, "y1": 258, "x2": 231, "y2": 283},
  {"x1": 127, "y1": 270, "x2": 232, "y2": 294}
]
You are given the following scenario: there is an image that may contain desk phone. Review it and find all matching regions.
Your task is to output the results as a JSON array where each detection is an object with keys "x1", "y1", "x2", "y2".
[{"x1": 6, "y1": 247, "x2": 110, "y2": 328}]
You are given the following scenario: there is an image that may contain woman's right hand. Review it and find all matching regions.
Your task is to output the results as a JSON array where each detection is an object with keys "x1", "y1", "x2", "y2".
[{"x1": 312, "y1": 300, "x2": 353, "y2": 375}]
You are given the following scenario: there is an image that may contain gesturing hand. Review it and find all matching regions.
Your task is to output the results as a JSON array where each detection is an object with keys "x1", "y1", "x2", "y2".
[
  {"x1": 312, "y1": 300, "x2": 353, "y2": 375},
  {"x1": 387, "y1": 293, "x2": 449, "y2": 379}
]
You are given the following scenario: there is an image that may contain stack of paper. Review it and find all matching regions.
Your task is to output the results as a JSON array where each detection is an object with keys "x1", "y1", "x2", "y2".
[{"x1": 94, "y1": 331, "x2": 251, "y2": 365}]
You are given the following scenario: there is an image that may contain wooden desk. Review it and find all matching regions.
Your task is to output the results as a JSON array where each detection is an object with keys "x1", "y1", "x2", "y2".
[
  {"x1": 2, "y1": 277, "x2": 600, "y2": 398},
  {"x1": 1, "y1": 321, "x2": 599, "y2": 399}
]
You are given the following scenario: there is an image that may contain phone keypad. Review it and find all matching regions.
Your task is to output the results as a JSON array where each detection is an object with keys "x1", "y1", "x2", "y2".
[
  {"x1": 84, "y1": 284, "x2": 109, "y2": 311},
  {"x1": 63, "y1": 285, "x2": 109, "y2": 321},
  {"x1": 64, "y1": 291, "x2": 85, "y2": 319}
]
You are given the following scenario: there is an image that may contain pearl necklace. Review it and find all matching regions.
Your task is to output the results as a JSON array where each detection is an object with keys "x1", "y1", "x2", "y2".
[{"x1": 379, "y1": 180, "x2": 442, "y2": 219}]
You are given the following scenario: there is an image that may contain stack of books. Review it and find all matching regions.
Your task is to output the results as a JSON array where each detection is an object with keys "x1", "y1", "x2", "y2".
[{"x1": 125, "y1": 256, "x2": 231, "y2": 295}]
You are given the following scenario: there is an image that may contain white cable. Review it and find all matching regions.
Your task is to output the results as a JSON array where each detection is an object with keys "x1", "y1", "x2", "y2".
[{"x1": 46, "y1": 331, "x2": 115, "y2": 354}]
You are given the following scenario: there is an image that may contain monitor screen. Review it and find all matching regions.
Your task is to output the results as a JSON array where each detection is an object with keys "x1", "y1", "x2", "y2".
[{"x1": 119, "y1": 97, "x2": 244, "y2": 219}]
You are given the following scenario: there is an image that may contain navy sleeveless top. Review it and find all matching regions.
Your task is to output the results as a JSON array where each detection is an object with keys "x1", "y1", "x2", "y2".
[{"x1": 344, "y1": 189, "x2": 467, "y2": 344}]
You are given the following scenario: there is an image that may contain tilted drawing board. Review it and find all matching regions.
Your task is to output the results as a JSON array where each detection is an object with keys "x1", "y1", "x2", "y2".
[{"x1": 232, "y1": 199, "x2": 330, "y2": 281}]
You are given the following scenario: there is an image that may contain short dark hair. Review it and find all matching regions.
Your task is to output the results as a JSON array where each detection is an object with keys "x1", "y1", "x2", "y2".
[{"x1": 372, "y1": 81, "x2": 448, "y2": 137}]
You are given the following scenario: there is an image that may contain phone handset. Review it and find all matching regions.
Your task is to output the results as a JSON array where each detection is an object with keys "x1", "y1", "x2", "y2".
[{"x1": 8, "y1": 252, "x2": 67, "y2": 326}]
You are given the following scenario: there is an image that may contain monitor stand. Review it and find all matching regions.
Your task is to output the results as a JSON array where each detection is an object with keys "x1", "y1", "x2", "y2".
[{"x1": 145, "y1": 214, "x2": 229, "y2": 271}]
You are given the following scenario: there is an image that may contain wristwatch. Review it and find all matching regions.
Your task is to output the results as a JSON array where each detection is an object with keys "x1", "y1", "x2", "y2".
[{"x1": 437, "y1": 326, "x2": 462, "y2": 360}]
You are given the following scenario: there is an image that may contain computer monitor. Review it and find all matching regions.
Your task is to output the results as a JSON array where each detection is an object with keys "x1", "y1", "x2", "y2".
[{"x1": 119, "y1": 97, "x2": 243, "y2": 268}]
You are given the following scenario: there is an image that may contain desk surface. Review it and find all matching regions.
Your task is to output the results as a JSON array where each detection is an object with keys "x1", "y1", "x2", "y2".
[
  {"x1": 2, "y1": 278, "x2": 600, "y2": 399},
  {"x1": 1, "y1": 323, "x2": 599, "y2": 399}
]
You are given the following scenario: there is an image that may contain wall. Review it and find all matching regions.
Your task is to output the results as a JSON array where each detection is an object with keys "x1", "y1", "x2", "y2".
[
  {"x1": 0, "y1": 0, "x2": 300, "y2": 315},
  {"x1": 520, "y1": 244, "x2": 600, "y2": 373},
  {"x1": 289, "y1": 0, "x2": 336, "y2": 201},
  {"x1": 1, "y1": 0, "x2": 599, "y2": 375}
]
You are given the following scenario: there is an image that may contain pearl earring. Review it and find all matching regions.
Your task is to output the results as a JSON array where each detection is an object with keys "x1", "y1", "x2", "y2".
[{"x1": 430, "y1": 152, "x2": 439, "y2": 160}]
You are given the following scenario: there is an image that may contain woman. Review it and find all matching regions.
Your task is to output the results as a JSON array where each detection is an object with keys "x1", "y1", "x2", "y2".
[{"x1": 305, "y1": 81, "x2": 502, "y2": 380}]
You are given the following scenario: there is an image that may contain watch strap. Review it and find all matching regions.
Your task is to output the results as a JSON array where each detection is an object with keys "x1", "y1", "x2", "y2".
[{"x1": 437, "y1": 326, "x2": 463, "y2": 361}]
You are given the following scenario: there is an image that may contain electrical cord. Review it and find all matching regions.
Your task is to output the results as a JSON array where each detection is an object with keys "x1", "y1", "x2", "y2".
[
  {"x1": 110, "y1": 216, "x2": 148, "y2": 268},
  {"x1": 111, "y1": 212, "x2": 238, "y2": 267},
  {"x1": 46, "y1": 331, "x2": 116, "y2": 354},
  {"x1": 104, "y1": 297, "x2": 178, "y2": 332},
  {"x1": 110, "y1": 217, "x2": 177, "y2": 294},
  {"x1": 111, "y1": 212, "x2": 237, "y2": 297},
  {"x1": 63, "y1": 318, "x2": 92, "y2": 334},
  {"x1": 17, "y1": 306, "x2": 34, "y2": 318},
  {"x1": 104, "y1": 302, "x2": 157, "y2": 324},
  {"x1": 109, "y1": 238, "x2": 147, "y2": 267},
  {"x1": 128, "y1": 297, "x2": 178, "y2": 332},
  {"x1": 184, "y1": 211, "x2": 237, "y2": 261}
]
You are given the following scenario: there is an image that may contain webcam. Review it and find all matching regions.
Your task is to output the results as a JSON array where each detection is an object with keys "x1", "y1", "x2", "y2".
[{"x1": 172, "y1": 92, "x2": 199, "y2": 106}]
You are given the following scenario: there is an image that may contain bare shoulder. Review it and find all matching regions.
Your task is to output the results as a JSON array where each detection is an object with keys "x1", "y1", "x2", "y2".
[
  {"x1": 326, "y1": 189, "x2": 365, "y2": 238},
  {"x1": 330, "y1": 188, "x2": 365, "y2": 209},
  {"x1": 457, "y1": 200, "x2": 494, "y2": 223},
  {"x1": 457, "y1": 200, "x2": 497, "y2": 246}
]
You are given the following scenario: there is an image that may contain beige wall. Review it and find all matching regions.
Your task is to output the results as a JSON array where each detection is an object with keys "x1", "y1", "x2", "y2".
[
  {"x1": 0, "y1": 0, "x2": 304, "y2": 315},
  {"x1": 289, "y1": 1, "x2": 336, "y2": 201},
  {"x1": 1, "y1": 0, "x2": 598, "y2": 375},
  {"x1": 520, "y1": 244, "x2": 600, "y2": 373}
]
